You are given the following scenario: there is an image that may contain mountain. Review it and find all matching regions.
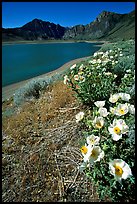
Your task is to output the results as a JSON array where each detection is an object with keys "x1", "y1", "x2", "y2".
[
  {"x1": 2, "y1": 10, "x2": 135, "y2": 42},
  {"x1": 63, "y1": 10, "x2": 135, "y2": 41},
  {"x1": 101, "y1": 10, "x2": 135, "y2": 41},
  {"x1": 2, "y1": 19, "x2": 67, "y2": 41}
]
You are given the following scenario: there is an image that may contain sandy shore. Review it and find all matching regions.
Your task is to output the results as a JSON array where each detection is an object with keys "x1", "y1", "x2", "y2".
[
  {"x1": 2, "y1": 39, "x2": 107, "y2": 46},
  {"x1": 2, "y1": 56, "x2": 92, "y2": 101},
  {"x1": 2, "y1": 39, "x2": 107, "y2": 101}
]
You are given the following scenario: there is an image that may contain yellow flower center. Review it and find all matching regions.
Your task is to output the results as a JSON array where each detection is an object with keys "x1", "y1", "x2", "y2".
[
  {"x1": 90, "y1": 139, "x2": 95, "y2": 144},
  {"x1": 80, "y1": 146, "x2": 88, "y2": 154},
  {"x1": 96, "y1": 121, "x2": 102, "y2": 128},
  {"x1": 114, "y1": 165, "x2": 123, "y2": 176},
  {"x1": 91, "y1": 149, "x2": 98, "y2": 160},
  {"x1": 114, "y1": 126, "x2": 121, "y2": 134},
  {"x1": 79, "y1": 76, "x2": 84, "y2": 81},
  {"x1": 119, "y1": 108, "x2": 125, "y2": 115}
]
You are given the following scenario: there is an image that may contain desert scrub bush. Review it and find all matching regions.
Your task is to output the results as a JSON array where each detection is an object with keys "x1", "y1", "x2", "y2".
[
  {"x1": 76, "y1": 93, "x2": 135, "y2": 202},
  {"x1": 13, "y1": 74, "x2": 62, "y2": 106}
]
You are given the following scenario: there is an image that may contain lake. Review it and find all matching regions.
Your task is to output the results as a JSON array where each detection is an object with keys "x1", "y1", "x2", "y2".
[{"x1": 2, "y1": 42, "x2": 102, "y2": 87}]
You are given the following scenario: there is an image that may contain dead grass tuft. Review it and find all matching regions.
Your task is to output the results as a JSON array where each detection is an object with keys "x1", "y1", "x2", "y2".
[{"x1": 2, "y1": 80, "x2": 99, "y2": 202}]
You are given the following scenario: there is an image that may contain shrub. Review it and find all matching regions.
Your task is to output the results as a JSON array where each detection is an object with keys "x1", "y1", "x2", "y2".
[
  {"x1": 13, "y1": 70, "x2": 65, "y2": 106},
  {"x1": 100, "y1": 40, "x2": 135, "y2": 78},
  {"x1": 13, "y1": 77, "x2": 52, "y2": 106},
  {"x1": 100, "y1": 39, "x2": 135, "y2": 55}
]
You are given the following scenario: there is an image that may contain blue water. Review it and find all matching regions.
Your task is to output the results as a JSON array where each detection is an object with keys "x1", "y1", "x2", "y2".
[{"x1": 2, "y1": 42, "x2": 102, "y2": 87}]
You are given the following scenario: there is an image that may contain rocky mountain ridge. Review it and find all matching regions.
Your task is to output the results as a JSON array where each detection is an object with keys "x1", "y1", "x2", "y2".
[
  {"x1": 63, "y1": 10, "x2": 135, "y2": 40},
  {"x1": 2, "y1": 10, "x2": 135, "y2": 42}
]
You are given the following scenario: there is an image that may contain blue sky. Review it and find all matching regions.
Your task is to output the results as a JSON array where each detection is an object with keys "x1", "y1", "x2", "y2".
[{"x1": 2, "y1": 2, "x2": 135, "y2": 28}]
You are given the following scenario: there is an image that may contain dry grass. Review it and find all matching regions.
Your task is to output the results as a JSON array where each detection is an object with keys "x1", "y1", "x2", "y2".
[{"x1": 2, "y1": 80, "x2": 99, "y2": 202}]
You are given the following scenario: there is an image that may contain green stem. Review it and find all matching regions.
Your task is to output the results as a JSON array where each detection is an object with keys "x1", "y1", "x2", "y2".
[{"x1": 69, "y1": 79, "x2": 86, "y2": 102}]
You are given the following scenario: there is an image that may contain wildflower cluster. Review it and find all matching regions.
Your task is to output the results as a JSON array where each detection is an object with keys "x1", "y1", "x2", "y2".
[
  {"x1": 63, "y1": 48, "x2": 126, "y2": 105},
  {"x1": 64, "y1": 40, "x2": 135, "y2": 201},
  {"x1": 77, "y1": 93, "x2": 135, "y2": 201}
]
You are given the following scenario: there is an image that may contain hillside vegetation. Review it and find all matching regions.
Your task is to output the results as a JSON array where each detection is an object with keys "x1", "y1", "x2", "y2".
[{"x1": 2, "y1": 39, "x2": 135, "y2": 202}]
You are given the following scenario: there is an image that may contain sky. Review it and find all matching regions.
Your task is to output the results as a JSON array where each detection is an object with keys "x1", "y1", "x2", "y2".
[{"x1": 2, "y1": 2, "x2": 135, "y2": 28}]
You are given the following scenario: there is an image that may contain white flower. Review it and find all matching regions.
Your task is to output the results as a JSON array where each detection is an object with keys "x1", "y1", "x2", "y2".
[
  {"x1": 93, "y1": 116, "x2": 104, "y2": 129},
  {"x1": 102, "y1": 68, "x2": 106, "y2": 72},
  {"x1": 86, "y1": 135, "x2": 100, "y2": 147},
  {"x1": 124, "y1": 74, "x2": 128, "y2": 78},
  {"x1": 79, "y1": 75, "x2": 85, "y2": 83},
  {"x1": 105, "y1": 51, "x2": 109, "y2": 55},
  {"x1": 119, "y1": 93, "x2": 131, "y2": 101},
  {"x1": 108, "y1": 119, "x2": 129, "y2": 141},
  {"x1": 94, "y1": 100, "x2": 105, "y2": 108},
  {"x1": 110, "y1": 55, "x2": 114, "y2": 59},
  {"x1": 109, "y1": 93, "x2": 131, "y2": 103},
  {"x1": 102, "y1": 60, "x2": 108, "y2": 65},
  {"x1": 114, "y1": 74, "x2": 117, "y2": 79},
  {"x1": 93, "y1": 52, "x2": 98, "y2": 57},
  {"x1": 104, "y1": 72, "x2": 112, "y2": 76},
  {"x1": 64, "y1": 75, "x2": 69, "y2": 84},
  {"x1": 75, "y1": 111, "x2": 84, "y2": 123},
  {"x1": 94, "y1": 51, "x2": 104, "y2": 57},
  {"x1": 79, "y1": 64, "x2": 84, "y2": 69},
  {"x1": 84, "y1": 146, "x2": 104, "y2": 164},
  {"x1": 97, "y1": 59, "x2": 102, "y2": 64},
  {"x1": 128, "y1": 104, "x2": 135, "y2": 115},
  {"x1": 70, "y1": 63, "x2": 76, "y2": 70},
  {"x1": 119, "y1": 53, "x2": 123, "y2": 57},
  {"x1": 98, "y1": 51, "x2": 104, "y2": 55},
  {"x1": 109, "y1": 159, "x2": 132, "y2": 183},
  {"x1": 91, "y1": 59, "x2": 97, "y2": 64},
  {"x1": 96, "y1": 65, "x2": 100, "y2": 69},
  {"x1": 126, "y1": 69, "x2": 131, "y2": 73},
  {"x1": 109, "y1": 93, "x2": 120, "y2": 103},
  {"x1": 114, "y1": 103, "x2": 129, "y2": 116},
  {"x1": 74, "y1": 75, "x2": 79, "y2": 81},
  {"x1": 98, "y1": 107, "x2": 109, "y2": 117}
]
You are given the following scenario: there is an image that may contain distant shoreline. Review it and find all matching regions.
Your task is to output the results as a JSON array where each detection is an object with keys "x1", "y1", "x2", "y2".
[
  {"x1": 2, "y1": 55, "x2": 93, "y2": 101},
  {"x1": 2, "y1": 39, "x2": 107, "y2": 46}
]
